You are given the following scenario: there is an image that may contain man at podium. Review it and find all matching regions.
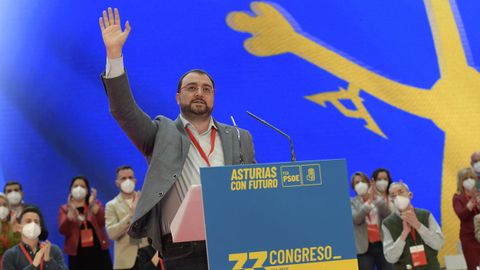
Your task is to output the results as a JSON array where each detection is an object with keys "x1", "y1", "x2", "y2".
[{"x1": 99, "y1": 7, "x2": 256, "y2": 270}]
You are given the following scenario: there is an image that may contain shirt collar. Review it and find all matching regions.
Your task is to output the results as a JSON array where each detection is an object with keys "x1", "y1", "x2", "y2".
[
  {"x1": 21, "y1": 241, "x2": 40, "y2": 255},
  {"x1": 179, "y1": 114, "x2": 217, "y2": 134}
]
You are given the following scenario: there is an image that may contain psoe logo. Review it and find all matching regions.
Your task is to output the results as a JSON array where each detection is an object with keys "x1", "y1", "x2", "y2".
[{"x1": 280, "y1": 164, "x2": 322, "y2": 188}]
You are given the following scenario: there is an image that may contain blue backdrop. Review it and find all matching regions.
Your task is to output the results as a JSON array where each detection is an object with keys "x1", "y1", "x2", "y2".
[{"x1": 0, "y1": 0, "x2": 479, "y2": 261}]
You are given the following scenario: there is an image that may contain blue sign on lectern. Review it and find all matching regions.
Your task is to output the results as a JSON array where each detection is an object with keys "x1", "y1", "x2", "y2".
[{"x1": 201, "y1": 160, "x2": 358, "y2": 270}]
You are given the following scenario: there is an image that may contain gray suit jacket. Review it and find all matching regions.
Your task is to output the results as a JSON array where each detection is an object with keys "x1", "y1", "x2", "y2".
[
  {"x1": 351, "y1": 195, "x2": 391, "y2": 254},
  {"x1": 101, "y1": 73, "x2": 256, "y2": 252}
]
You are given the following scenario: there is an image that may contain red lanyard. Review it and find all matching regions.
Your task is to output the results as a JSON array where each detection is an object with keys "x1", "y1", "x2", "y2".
[
  {"x1": 185, "y1": 127, "x2": 217, "y2": 167},
  {"x1": 81, "y1": 208, "x2": 90, "y2": 229},
  {"x1": 386, "y1": 195, "x2": 390, "y2": 208},
  {"x1": 159, "y1": 257, "x2": 165, "y2": 270},
  {"x1": 410, "y1": 229, "x2": 417, "y2": 244},
  {"x1": 19, "y1": 242, "x2": 44, "y2": 270}
]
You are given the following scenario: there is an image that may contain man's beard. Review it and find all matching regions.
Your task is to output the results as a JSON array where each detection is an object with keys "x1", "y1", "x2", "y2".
[{"x1": 180, "y1": 99, "x2": 213, "y2": 119}]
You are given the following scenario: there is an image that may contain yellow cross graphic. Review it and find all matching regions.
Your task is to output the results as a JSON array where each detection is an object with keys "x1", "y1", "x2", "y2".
[{"x1": 227, "y1": 0, "x2": 480, "y2": 264}]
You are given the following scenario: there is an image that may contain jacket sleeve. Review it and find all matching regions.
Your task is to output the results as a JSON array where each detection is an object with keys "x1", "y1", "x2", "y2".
[
  {"x1": 453, "y1": 194, "x2": 477, "y2": 222},
  {"x1": 105, "y1": 200, "x2": 132, "y2": 241},
  {"x1": 374, "y1": 197, "x2": 392, "y2": 219},
  {"x1": 351, "y1": 198, "x2": 371, "y2": 225},
  {"x1": 58, "y1": 205, "x2": 79, "y2": 236},
  {"x1": 44, "y1": 245, "x2": 68, "y2": 270},
  {"x1": 2, "y1": 248, "x2": 17, "y2": 270},
  {"x1": 92, "y1": 200, "x2": 106, "y2": 228},
  {"x1": 101, "y1": 73, "x2": 158, "y2": 157}
]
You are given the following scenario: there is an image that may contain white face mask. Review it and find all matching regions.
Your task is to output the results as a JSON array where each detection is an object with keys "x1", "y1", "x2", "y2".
[
  {"x1": 6, "y1": 191, "x2": 22, "y2": 205},
  {"x1": 71, "y1": 186, "x2": 87, "y2": 200},
  {"x1": 473, "y1": 162, "x2": 480, "y2": 173},
  {"x1": 463, "y1": 178, "x2": 476, "y2": 191},
  {"x1": 354, "y1": 182, "x2": 369, "y2": 196},
  {"x1": 0, "y1": 206, "x2": 9, "y2": 220},
  {"x1": 120, "y1": 179, "x2": 135, "y2": 194},
  {"x1": 394, "y1": 195, "x2": 410, "y2": 211},
  {"x1": 375, "y1": 179, "x2": 389, "y2": 192},
  {"x1": 22, "y1": 222, "x2": 41, "y2": 240}
]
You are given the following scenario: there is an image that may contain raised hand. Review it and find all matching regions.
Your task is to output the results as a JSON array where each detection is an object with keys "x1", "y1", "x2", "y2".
[
  {"x1": 368, "y1": 184, "x2": 377, "y2": 202},
  {"x1": 401, "y1": 209, "x2": 421, "y2": 230},
  {"x1": 32, "y1": 246, "x2": 45, "y2": 267},
  {"x1": 400, "y1": 219, "x2": 411, "y2": 240},
  {"x1": 89, "y1": 188, "x2": 97, "y2": 206},
  {"x1": 467, "y1": 195, "x2": 477, "y2": 211},
  {"x1": 130, "y1": 191, "x2": 141, "y2": 214},
  {"x1": 43, "y1": 241, "x2": 51, "y2": 262},
  {"x1": 151, "y1": 251, "x2": 160, "y2": 266},
  {"x1": 99, "y1": 7, "x2": 131, "y2": 59},
  {"x1": 67, "y1": 195, "x2": 79, "y2": 221}
]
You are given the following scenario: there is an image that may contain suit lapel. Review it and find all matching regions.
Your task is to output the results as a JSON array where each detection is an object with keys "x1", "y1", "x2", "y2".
[
  {"x1": 215, "y1": 120, "x2": 234, "y2": 165},
  {"x1": 116, "y1": 194, "x2": 129, "y2": 210},
  {"x1": 175, "y1": 116, "x2": 191, "y2": 159}
]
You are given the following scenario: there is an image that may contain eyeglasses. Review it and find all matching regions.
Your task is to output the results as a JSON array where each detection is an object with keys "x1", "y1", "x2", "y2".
[{"x1": 180, "y1": 85, "x2": 214, "y2": 95}]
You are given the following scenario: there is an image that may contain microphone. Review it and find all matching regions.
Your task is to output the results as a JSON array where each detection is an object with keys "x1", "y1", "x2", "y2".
[
  {"x1": 246, "y1": 111, "x2": 296, "y2": 162},
  {"x1": 230, "y1": 115, "x2": 245, "y2": 164}
]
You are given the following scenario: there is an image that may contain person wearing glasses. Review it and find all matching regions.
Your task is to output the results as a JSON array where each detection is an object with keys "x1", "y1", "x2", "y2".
[
  {"x1": 98, "y1": 7, "x2": 256, "y2": 270},
  {"x1": 381, "y1": 182, "x2": 444, "y2": 270}
]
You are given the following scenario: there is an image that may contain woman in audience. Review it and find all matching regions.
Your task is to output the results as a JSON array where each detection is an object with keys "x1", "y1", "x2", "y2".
[
  {"x1": 2, "y1": 206, "x2": 67, "y2": 270},
  {"x1": 371, "y1": 168, "x2": 395, "y2": 212},
  {"x1": 58, "y1": 176, "x2": 112, "y2": 270},
  {"x1": 0, "y1": 193, "x2": 21, "y2": 267},
  {"x1": 350, "y1": 172, "x2": 392, "y2": 270},
  {"x1": 453, "y1": 168, "x2": 480, "y2": 270}
]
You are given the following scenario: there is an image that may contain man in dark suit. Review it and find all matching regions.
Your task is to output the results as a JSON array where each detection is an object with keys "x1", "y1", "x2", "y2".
[{"x1": 99, "y1": 7, "x2": 256, "y2": 270}]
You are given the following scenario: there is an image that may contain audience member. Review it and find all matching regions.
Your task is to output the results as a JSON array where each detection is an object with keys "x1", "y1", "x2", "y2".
[
  {"x1": 105, "y1": 166, "x2": 152, "y2": 270},
  {"x1": 58, "y1": 176, "x2": 112, "y2": 270},
  {"x1": 453, "y1": 168, "x2": 480, "y2": 270},
  {"x1": 0, "y1": 193, "x2": 21, "y2": 267},
  {"x1": 3, "y1": 182, "x2": 26, "y2": 222},
  {"x1": 2, "y1": 206, "x2": 67, "y2": 270},
  {"x1": 382, "y1": 182, "x2": 444, "y2": 269},
  {"x1": 350, "y1": 172, "x2": 392, "y2": 270},
  {"x1": 371, "y1": 168, "x2": 395, "y2": 212}
]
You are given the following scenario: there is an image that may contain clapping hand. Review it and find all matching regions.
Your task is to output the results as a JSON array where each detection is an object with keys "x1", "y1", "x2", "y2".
[
  {"x1": 401, "y1": 208, "x2": 421, "y2": 230},
  {"x1": 89, "y1": 188, "x2": 100, "y2": 214},
  {"x1": 43, "y1": 241, "x2": 51, "y2": 262},
  {"x1": 67, "y1": 195, "x2": 79, "y2": 221},
  {"x1": 400, "y1": 219, "x2": 411, "y2": 240},
  {"x1": 129, "y1": 191, "x2": 141, "y2": 215}
]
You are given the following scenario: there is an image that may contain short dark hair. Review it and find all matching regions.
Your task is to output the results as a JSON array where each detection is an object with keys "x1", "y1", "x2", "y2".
[
  {"x1": 4, "y1": 181, "x2": 23, "y2": 193},
  {"x1": 17, "y1": 205, "x2": 49, "y2": 241},
  {"x1": 69, "y1": 175, "x2": 91, "y2": 205},
  {"x1": 177, "y1": 69, "x2": 215, "y2": 93},
  {"x1": 116, "y1": 165, "x2": 133, "y2": 175}
]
